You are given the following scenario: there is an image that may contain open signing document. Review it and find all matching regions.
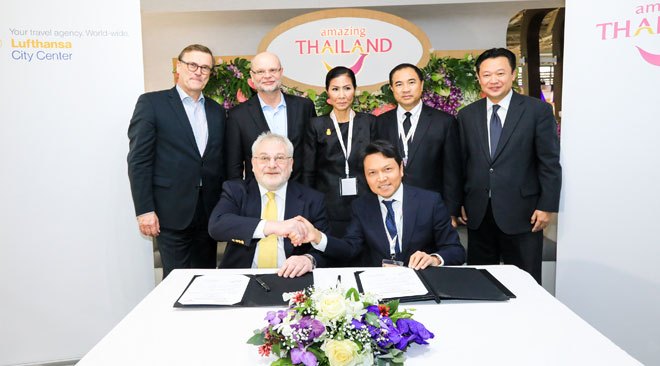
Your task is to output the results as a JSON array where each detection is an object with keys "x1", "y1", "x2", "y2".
[
  {"x1": 177, "y1": 274, "x2": 250, "y2": 306},
  {"x1": 358, "y1": 267, "x2": 428, "y2": 299}
]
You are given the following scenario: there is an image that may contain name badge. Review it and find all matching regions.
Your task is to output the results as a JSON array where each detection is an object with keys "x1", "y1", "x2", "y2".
[
  {"x1": 339, "y1": 177, "x2": 357, "y2": 196},
  {"x1": 382, "y1": 258, "x2": 404, "y2": 267}
]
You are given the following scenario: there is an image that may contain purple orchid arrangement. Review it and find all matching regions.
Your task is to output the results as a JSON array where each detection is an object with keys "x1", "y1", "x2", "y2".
[{"x1": 248, "y1": 287, "x2": 434, "y2": 366}]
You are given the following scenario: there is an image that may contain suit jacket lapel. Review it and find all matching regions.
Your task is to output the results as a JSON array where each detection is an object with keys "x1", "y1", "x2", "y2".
[
  {"x1": 406, "y1": 106, "x2": 432, "y2": 165},
  {"x1": 347, "y1": 114, "x2": 363, "y2": 165},
  {"x1": 401, "y1": 186, "x2": 418, "y2": 256},
  {"x1": 285, "y1": 94, "x2": 300, "y2": 144},
  {"x1": 246, "y1": 179, "x2": 262, "y2": 220},
  {"x1": 168, "y1": 87, "x2": 200, "y2": 157},
  {"x1": 203, "y1": 98, "x2": 218, "y2": 158},
  {"x1": 474, "y1": 98, "x2": 491, "y2": 162},
  {"x1": 493, "y1": 92, "x2": 524, "y2": 161},
  {"x1": 283, "y1": 183, "x2": 304, "y2": 257},
  {"x1": 247, "y1": 95, "x2": 270, "y2": 133},
  {"x1": 363, "y1": 194, "x2": 391, "y2": 258}
]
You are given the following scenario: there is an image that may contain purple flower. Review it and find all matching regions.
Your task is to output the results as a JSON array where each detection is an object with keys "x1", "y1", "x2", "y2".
[
  {"x1": 265, "y1": 311, "x2": 280, "y2": 325},
  {"x1": 290, "y1": 317, "x2": 325, "y2": 345},
  {"x1": 264, "y1": 310, "x2": 289, "y2": 325},
  {"x1": 297, "y1": 317, "x2": 325, "y2": 339},
  {"x1": 366, "y1": 305, "x2": 380, "y2": 315},
  {"x1": 227, "y1": 64, "x2": 243, "y2": 79},
  {"x1": 394, "y1": 318, "x2": 435, "y2": 350},
  {"x1": 291, "y1": 347, "x2": 317, "y2": 366},
  {"x1": 351, "y1": 318, "x2": 366, "y2": 330}
]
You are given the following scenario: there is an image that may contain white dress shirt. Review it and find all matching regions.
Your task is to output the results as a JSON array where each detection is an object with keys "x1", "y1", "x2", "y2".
[
  {"x1": 378, "y1": 183, "x2": 444, "y2": 265},
  {"x1": 396, "y1": 100, "x2": 423, "y2": 142}
]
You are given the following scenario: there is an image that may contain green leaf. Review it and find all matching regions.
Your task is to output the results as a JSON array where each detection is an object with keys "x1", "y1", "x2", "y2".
[
  {"x1": 271, "y1": 358, "x2": 293, "y2": 366},
  {"x1": 345, "y1": 288, "x2": 360, "y2": 301},
  {"x1": 308, "y1": 346, "x2": 327, "y2": 363},
  {"x1": 246, "y1": 331, "x2": 265, "y2": 345},
  {"x1": 271, "y1": 342, "x2": 281, "y2": 355},
  {"x1": 386, "y1": 299, "x2": 399, "y2": 315},
  {"x1": 306, "y1": 89, "x2": 317, "y2": 100},
  {"x1": 364, "y1": 312, "x2": 381, "y2": 327}
]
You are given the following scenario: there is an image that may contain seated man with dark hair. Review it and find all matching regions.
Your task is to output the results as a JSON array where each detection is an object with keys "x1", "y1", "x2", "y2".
[
  {"x1": 208, "y1": 132, "x2": 328, "y2": 277},
  {"x1": 297, "y1": 140, "x2": 465, "y2": 269}
]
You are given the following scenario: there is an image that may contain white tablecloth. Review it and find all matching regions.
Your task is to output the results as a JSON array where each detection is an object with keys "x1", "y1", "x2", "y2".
[{"x1": 78, "y1": 265, "x2": 640, "y2": 365}]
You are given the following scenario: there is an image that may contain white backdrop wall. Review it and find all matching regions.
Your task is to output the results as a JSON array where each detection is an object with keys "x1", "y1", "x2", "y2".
[
  {"x1": 141, "y1": 1, "x2": 564, "y2": 92},
  {"x1": 558, "y1": 1, "x2": 660, "y2": 365},
  {"x1": 0, "y1": 0, "x2": 154, "y2": 365}
]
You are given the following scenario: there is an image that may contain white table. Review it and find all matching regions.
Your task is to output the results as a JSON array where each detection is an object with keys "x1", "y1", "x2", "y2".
[{"x1": 78, "y1": 266, "x2": 640, "y2": 365}]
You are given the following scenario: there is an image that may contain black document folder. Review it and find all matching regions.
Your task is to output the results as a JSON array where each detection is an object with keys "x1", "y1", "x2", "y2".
[
  {"x1": 354, "y1": 267, "x2": 514, "y2": 303},
  {"x1": 173, "y1": 272, "x2": 313, "y2": 308}
]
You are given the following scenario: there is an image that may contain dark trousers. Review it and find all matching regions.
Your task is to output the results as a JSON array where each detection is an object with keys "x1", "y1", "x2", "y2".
[
  {"x1": 156, "y1": 190, "x2": 217, "y2": 278},
  {"x1": 467, "y1": 201, "x2": 543, "y2": 284}
]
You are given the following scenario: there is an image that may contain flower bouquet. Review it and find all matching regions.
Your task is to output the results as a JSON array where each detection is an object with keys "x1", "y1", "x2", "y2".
[{"x1": 247, "y1": 286, "x2": 434, "y2": 366}]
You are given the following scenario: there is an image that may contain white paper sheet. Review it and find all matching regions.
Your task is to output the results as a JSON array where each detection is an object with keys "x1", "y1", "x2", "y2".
[
  {"x1": 358, "y1": 267, "x2": 428, "y2": 299},
  {"x1": 177, "y1": 274, "x2": 250, "y2": 305}
]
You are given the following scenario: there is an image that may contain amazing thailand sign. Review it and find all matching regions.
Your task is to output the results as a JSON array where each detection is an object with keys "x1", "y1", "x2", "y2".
[{"x1": 258, "y1": 9, "x2": 432, "y2": 91}]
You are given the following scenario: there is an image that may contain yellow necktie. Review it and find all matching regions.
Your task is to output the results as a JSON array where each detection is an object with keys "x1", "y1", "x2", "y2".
[{"x1": 257, "y1": 191, "x2": 278, "y2": 268}]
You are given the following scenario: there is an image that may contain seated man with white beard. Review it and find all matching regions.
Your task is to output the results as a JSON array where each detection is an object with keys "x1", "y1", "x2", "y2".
[{"x1": 208, "y1": 132, "x2": 328, "y2": 277}]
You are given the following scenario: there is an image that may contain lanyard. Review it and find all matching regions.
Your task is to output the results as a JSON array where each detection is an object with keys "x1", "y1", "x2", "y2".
[
  {"x1": 397, "y1": 111, "x2": 418, "y2": 164},
  {"x1": 329, "y1": 110, "x2": 355, "y2": 178}
]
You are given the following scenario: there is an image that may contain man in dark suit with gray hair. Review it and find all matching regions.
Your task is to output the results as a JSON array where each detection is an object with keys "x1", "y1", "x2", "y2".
[{"x1": 128, "y1": 44, "x2": 226, "y2": 278}]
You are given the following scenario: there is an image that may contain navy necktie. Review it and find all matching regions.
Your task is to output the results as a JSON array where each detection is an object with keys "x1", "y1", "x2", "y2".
[
  {"x1": 382, "y1": 200, "x2": 401, "y2": 259},
  {"x1": 490, "y1": 104, "x2": 502, "y2": 158}
]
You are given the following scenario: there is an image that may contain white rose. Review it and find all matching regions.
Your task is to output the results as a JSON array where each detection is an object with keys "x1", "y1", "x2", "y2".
[
  {"x1": 316, "y1": 292, "x2": 347, "y2": 322},
  {"x1": 322, "y1": 339, "x2": 360, "y2": 366}
]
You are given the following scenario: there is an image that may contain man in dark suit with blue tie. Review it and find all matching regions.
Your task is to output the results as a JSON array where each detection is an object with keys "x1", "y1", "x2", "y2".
[
  {"x1": 457, "y1": 48, "x2": 561, "y2": 284},
  {"x1": 297, "y1": 140, "x2": 465, "y2": 269},
  {"x1": 208, "y1": 132, "x2": 327, "y2": 278},
  {"x1": 128, "y1": 44, "x2": 226, "y2": 278}
]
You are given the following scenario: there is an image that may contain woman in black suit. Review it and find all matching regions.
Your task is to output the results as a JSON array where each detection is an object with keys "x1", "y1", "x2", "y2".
[{"x1": 303, "y1": 66, "x2": 375, "y2": 237}]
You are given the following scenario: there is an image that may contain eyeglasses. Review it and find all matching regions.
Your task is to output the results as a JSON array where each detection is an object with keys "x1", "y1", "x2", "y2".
[
  {"x1": 179, "y1": 59, "x2": 213, "y2": 75},
  {"x1": 250, "y1": 68, "x2": 282, "y2": 77},
  {"x1": 253, "y1": 154, "x2": 291, "y2": 164}
]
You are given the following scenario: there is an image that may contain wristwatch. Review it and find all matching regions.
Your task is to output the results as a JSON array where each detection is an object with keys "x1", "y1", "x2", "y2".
[{"x1": 303, "y1": 254, "x2": 317, "y2": 269}]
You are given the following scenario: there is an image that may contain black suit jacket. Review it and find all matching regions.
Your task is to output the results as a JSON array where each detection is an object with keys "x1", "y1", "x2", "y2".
[
  {"x1": 127, "y1": 87, "x2": 226, "y2": 230},
  {"x1": 374, "y1": 105, "x2": 462, "y2": 216},
  {"x1": 225, "y1": 93, "x2": 316, "y2": 182},
  {"x1": 208, "y1": 179, "x2": 327, "y2": 268},
  {"x1": 322, "y1": 185, "x2": 465, "y2": 267},
  {"x1": 302, "y1": 113, "x2": 375, "y2": 223},
  {"x1": 457, "y1": 92, "x2": 561, "y2": 234}
]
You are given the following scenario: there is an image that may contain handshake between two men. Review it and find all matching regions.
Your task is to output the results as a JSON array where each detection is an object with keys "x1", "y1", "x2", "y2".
[{"x1": 208, "y1": 134, "x2": 466, "y2": 279}]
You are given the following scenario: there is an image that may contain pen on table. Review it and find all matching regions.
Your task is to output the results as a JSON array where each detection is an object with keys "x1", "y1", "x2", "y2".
[{"x1": 255, "y1": 277, "x2": 271, "y2": 292}]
